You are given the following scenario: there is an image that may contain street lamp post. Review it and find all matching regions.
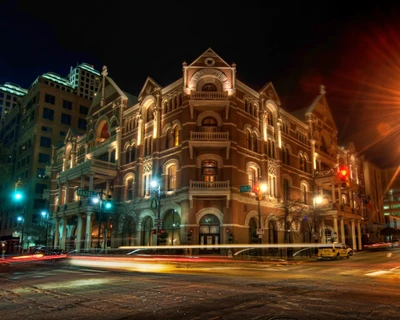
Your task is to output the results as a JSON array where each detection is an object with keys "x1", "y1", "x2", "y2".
[
  {"x1": 151, "y1": 179, "x2": 161, "y2": 246},
  {"x1": 17, "y1": 215, "x2": 25, "y2": 254},
  {"x1": 255, "y1": 181, "x2": 268, "y2": 244},
  {"x1": 41, "y1": 211, "x2": 49, "y2": 247},
  {"x1": 91, "y1": 188, "x2": 113, "y2": 251}
]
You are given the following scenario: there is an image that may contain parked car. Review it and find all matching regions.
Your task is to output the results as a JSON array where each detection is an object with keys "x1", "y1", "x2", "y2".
[{"x1": 317, "y1": 243, "x2": 350, "y2": 260}]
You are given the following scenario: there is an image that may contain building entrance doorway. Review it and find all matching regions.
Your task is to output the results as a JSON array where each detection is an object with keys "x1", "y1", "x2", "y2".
[{"x1": 199, "y1": 214, "x2": 220, "y2": 254}]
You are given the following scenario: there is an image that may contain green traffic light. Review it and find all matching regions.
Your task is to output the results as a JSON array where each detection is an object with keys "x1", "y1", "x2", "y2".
[
  {"x1": 14, "y1": 192, "x2": 23, "y2": 200},
  {"x1": 104, "y1": 201, "x2": 112, "y2": 209}
]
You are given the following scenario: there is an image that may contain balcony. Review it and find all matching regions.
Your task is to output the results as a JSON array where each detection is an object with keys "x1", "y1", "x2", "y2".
[
  {"x1": 191, "y1": 91, "x2": 228, "y2": 100},
  {"x1": 189, "y1": 91, "x2": 230, "y2": 119},
  {"x1": 189, "y1": 180, "x2": 231, "y2": 208},
  {"x1": 59, "y1": 158, "x2": 117, "y2": 183},
  {"x1": 188, "y1": 131, "x2": 231, "y2": 159}
]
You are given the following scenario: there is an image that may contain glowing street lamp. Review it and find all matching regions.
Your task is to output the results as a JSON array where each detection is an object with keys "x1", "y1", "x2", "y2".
[
  {"x1": 151, "y1": 179, "x2": 162, "y2": 246},
  {"x1": 254, "y1": 181, "x2": 267, "y2": 244}
]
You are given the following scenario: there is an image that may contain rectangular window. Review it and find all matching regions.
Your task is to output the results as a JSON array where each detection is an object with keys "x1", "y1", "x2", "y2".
[
  {"x1": 61, "y1": 113, "x2": 71, "y2": 125},
  {"x1": 35, "y1": 183, "x2": 47, "y2": 194},
  {"x1": 45, "y1": 93, "x2": 55, "y2": 105},
  {"x1": 60, "y1": 131, "x2": 66, "y2": 136},
  {"x1": 40, "y1": 136, "x2": 51, "y2": 148},
  {"x1": 78, "y1": 118, "x2": 87, "y2": 130},
  {"x1": 62, "y1": 100, "x2": 73, "y2": 110},
  {"x1": 38, "y1": 153, "x2": 50, "y2": 163},
  {"x1": 79, "y1": 105, "x2": 89, "y2": 115},
  {"x1": 43, "y1": 107, "x2": 54, "y2": 120}
]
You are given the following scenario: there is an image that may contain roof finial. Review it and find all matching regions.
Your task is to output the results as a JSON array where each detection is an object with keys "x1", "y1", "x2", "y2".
[
  {"x1": 320, "y1": 85, "x2": 326, "y2": 95},
  {"x1": 101, "y1": 65, "x2": 108, "y2": 77}
]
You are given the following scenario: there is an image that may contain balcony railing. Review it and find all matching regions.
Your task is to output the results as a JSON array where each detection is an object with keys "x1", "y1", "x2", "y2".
[
  {"x1": 190, "y1": 91, "x2": 228, "y2": 100},
  {"x1": 190, "y1": 180, "x2": 230, "y2": 190},
  {"x1": 190, "y1": 131, "x2": 229, "y2": 141}
]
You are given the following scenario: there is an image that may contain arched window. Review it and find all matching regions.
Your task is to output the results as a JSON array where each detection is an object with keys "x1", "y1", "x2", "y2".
[
  {"x1": 248, "y1": 167, "x2": 258, "y2": 189},
  {"x1": 202, "y1": 160, "x2": 217, "y2": 182},
  {"x1": 267, "y1": 112, "x2": 274, "y2": 126},
  {"x1": 126, "y1": 147, "x2": 130, "y2": 164},
  {"x1": 247, "y1": 130, "x2": 252, "y2": 150},
  {"x1": 147, "y1": 104, "x2": 155, "y2": 122},
  {"x1": 167, "y1": 128, "x2": 174, "y2": 149},
  {"x1": 126, "y1": 178, "x2": 134, "y2": 200},
  {"x1": 202, "y1": 83, "x2": 217, "y2": 91},
  {"x1": 174, "y1": 126, "x2": 179, "y2": 146},
  {"x1": 301, "y1": 183, "x2": 307, "y2": 204},
  {"x1": 168, "y1": 165, "x2": 177, "y2": 190},
  {"x1": 252, "y1": 133, "x2": 258, "y2": 152},
  {"x1": 130, "y1": 145, "x2": 135, "y2": 162},
  {"x1": 202, "y1": 117, "x2": 217, "y2": 132}
]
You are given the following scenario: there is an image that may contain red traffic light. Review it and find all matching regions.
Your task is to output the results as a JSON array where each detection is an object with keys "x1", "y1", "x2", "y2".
[{"x1": 340, "y1": 169, "x2": 347, "y2": 177}]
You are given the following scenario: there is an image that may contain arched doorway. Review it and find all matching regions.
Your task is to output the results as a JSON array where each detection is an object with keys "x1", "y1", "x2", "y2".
[
  {"x1": 163, "y1": 209, "x2": 181, "y2": 246},
  {"x1": 141, "y1": 216, "x2": 153, "y2": 246},
  {"x1": 249, "y1": 217, "x2": 258, "y2": 244},
  {"x1": 199, "y1": 214, "x2": 220, "y2": 253},
  {"x1": 121, "y1": 215, "x2": 136, "y2": 246}
]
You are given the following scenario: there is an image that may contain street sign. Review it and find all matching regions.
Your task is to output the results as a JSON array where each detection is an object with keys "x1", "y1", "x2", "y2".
[
  {"x1": 76, "y1": 189, "x2": 99, "y2": 197},
  {"x1": 240, "y1": 185, "x2": 252, "y2": 192}
]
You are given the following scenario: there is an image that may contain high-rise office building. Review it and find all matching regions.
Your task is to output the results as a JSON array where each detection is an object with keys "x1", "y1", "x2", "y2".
[
  {"x1": 0, "y1": 63, "x2": 101, "y2": 251},
  {"x1": 0, "y1": 82, "x2": 27, "y2": 121}
]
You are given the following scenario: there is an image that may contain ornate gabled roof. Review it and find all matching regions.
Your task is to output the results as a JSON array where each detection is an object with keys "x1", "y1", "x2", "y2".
[
  {"x1": 291, "y1": 85, "x2": 337, "y2": 132},
  {"x1": 188, "y1": 47, "x2": 232, "y2": 68},
  {"x1": 64, "y1": 128, "x2": 81, "y2": 144},
  {"x1": 89, "y1": 74, "x2": 128, "y2": 116},
  {"x1": 259, "y1": 82, "x2": 281, "y2": 106},
  {"x1": 137, "y1": 77, "x2": 162, "y2": 100}
]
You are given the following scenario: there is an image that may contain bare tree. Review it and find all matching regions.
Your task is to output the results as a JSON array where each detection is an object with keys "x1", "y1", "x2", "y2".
[
  {"x1": 275, "y1": 198, "x2": 307, "y2": 259},
  {"x1": 276, "y1": 198, "x2": 307, "y2": 244},
  {"x1": 304, "y1": 207, "x2": 324, "y2": 243},
  {"x1": 114, "y1": 201, "x2": 137, "y2": 246}
]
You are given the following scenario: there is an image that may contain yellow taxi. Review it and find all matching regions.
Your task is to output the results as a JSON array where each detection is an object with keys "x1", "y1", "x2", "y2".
[{"x1": 317, "y1": 243, "x2": 350, "y2": 260}]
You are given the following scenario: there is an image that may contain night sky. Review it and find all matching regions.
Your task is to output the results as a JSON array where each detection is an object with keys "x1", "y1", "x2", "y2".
[{"x1": 1, "y1": 1, "x2": 400, "y2": 168}]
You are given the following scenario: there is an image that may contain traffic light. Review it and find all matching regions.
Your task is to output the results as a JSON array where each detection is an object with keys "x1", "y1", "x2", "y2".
[
  {"x1": 338, "y1": 166, "x2": 350, "y2": 187},
  {"x1": 104, "y1": 200, "x2": 113, "y2": 210},
  {"x1": 253, "y1": 184, "x2": 263, "y2": 201},
  {"x1": 151, "y1": 229, "x2": 156, "y2": 235},
  {"x1": 187, "y1": 229, "x2": 193, "y2": 242},
  {"x1": 160, "y1": 229, "x2": 166, "y2": 234}
]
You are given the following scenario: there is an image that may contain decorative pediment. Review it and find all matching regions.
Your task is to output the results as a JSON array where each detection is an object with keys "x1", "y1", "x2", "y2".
[
  {"x1": 89, "y1": 76, "x2": 127, "y2": 117},
  {"x1": 138, "y1": 77, "x2": 162, "y2": 101},
  {"x1": 306, "y1": 85, "x2": 337, "y2": 132},
  {"x1": 64, "y1": 128, "x2": 81, "y2": 144},
  {"x1": 188, "y1": 48, "x2": 231, "y2": 68},
  {"x1": 260, "y1": 82, "x2": 281, "y2": 106}
]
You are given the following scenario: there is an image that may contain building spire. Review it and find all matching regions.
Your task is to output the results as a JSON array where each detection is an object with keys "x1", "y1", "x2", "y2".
[
  {"x1": 100, "y1": 66, "x2": 108, "y2": 107},
  {"x1": 320, "y1": 85, "x2": 326, "y2": 95}
]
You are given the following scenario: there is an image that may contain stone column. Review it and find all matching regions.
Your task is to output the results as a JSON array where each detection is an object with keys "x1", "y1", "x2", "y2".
[
  {"x1": 333, "y1": 217, "x2": 339, "y2": 239},
  {"x1": 351, "y1": 219, "x2": 357, "y2": 250},
  {"x1": 357, "y1": 221, "x2": 362, "y2": 250},
  {"x1": 85, "y1": 213, "x2": 92, "y2": 251},
  {"x1": 76, "y1": 213, "x2": 83, "y2": 252},
  {"x1": 65, "y1": 182, "x2": 69, "y2": 205},
  {"x1": 310, "y1": 139, "x2": 316, "y2": 174},
  {"x1": 61, "y1": 215, "x2": 67, "y2": 250},
  {"x1": 54, "y1": 217, "x2": 60, "y2": 248},
  {"x1": 340, "y1": 218, "x2": 345, "y2": 244},
  {"x1": 116, "y1": 127, "x2": 121, "y2": 167}
]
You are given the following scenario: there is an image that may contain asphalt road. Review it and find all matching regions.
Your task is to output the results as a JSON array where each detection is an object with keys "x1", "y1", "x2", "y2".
[{"x1": 1, "y1": 250, "x2": 400, "y2": 320}]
